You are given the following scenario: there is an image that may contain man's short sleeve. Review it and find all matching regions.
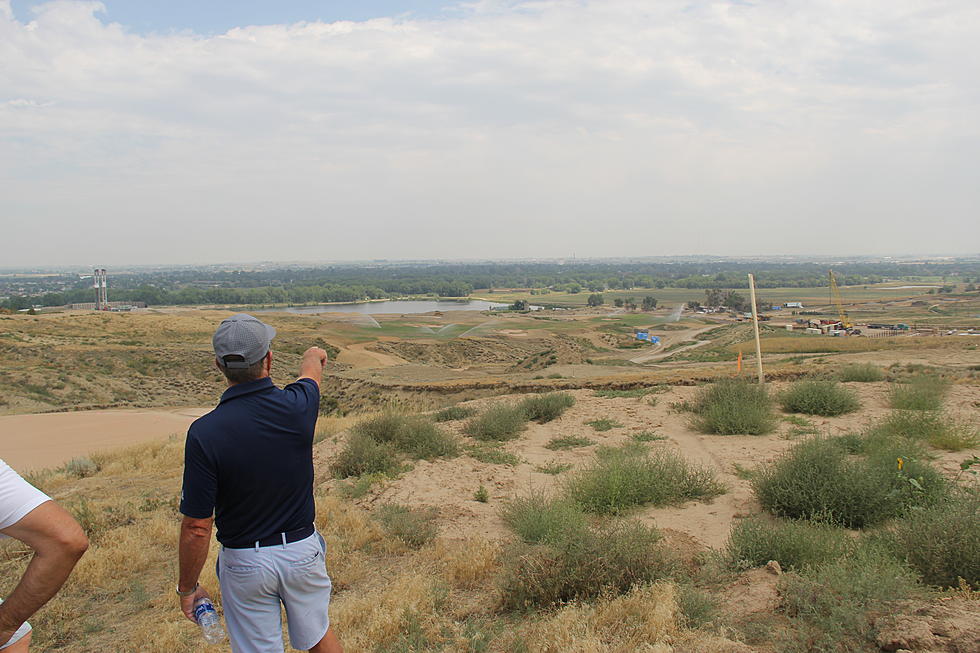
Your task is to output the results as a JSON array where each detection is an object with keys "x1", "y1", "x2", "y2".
[
  {"x1": 0, "y1": 458, "x2": 51, "y2": 537},
  {"x1": 284, "y1": 378, "x2": 320, "y2": 423},
  {"x1": 179, "y1": 432, "x2": 217, "y2": 519}
]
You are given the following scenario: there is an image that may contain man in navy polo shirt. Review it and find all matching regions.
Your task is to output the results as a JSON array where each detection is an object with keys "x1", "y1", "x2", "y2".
[{"x1": 177, "y1": 314, "x2": 343, "y2": 653}]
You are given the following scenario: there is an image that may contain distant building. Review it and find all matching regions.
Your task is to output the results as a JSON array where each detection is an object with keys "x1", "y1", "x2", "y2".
[{"x1": 785, "y1": 302, "x2": 803, "y2": 309}]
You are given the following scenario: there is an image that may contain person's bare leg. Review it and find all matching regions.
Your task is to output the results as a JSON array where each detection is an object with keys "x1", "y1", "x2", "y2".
[
  {"x1": 4, "y1": 629, "x2": 31, "y2": 653},
  {"x1": 308, "y1": 626, "x2": 342, "y2": 653}
]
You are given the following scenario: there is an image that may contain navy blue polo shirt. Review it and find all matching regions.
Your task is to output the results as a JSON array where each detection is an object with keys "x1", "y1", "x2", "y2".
[{"x1": 180, "y1": 376, "x2": 319, "y2": 547}]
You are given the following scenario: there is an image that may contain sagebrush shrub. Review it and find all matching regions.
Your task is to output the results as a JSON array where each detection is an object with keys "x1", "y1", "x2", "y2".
[
  {"x1": 725, "y1": 516, "x2": 852, "y2": 571},
  {"x1": 885, "y1": 491, "x2": 980, "y2": 588},
  {"x1": 867, "y1": 410, "x2": 979, "y2": 451},
  {"x1": 352, "y1": 412, "x2": 458, "y2": 459},
  {"x1": 690, "y1": 379, "x2": 776, "y2": 435},
  {"x1": 889, "y1": 376, "x2": 949, "y2": 410},
  {"x1": 839, "y1": 364, "x2": 884, "y2": 383},
  {"x1": 433, "y1": 405, "x2": 476, "y2": 422},
  {"x1": 779, "y1": 379, "x2": 860, "y2": 417},
  {"x1": 499, "y1": 493, "x2": 590, "y2": 545},
  {"x1": 564, "y1": 443, "x2": 725, "y2": 514},
  {"x1": 331, "y1": 431, "x2": 399, "y2": 478},
  {"x1": 519, "y1": 392, "x2": 575, "y2": 423},
  {"x1": 499, "y1": 519, "x2": 673, "y2": 609},
  {"x1": 375, "y1": 503, "x2": 438, "y2": 548},
  {"x1": 753, "y1": 437, "x2": 948, "y2": 528},
  {"x1": 465, "y1": 404, "x2": 528, "y2": 441}
]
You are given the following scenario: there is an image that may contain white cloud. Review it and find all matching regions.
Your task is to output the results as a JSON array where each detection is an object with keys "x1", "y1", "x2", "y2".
[{"x1": 0, "y1": 0, "x2": 977, "y2": 265}]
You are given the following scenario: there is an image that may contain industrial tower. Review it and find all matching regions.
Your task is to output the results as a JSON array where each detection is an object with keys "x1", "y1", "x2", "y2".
[{"x1": 93, "y1": 269, "x2": 108, "y2": 310}]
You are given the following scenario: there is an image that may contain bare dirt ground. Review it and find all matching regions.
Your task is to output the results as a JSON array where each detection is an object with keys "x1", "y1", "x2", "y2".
[{"x1": 0, "y1": 407, "x2": 207, "y2": 472}]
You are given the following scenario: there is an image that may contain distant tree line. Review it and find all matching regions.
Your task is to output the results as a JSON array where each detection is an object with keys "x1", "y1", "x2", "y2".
[{"x1": 3, "y1": 260, "x2": 978, "y2": 310}]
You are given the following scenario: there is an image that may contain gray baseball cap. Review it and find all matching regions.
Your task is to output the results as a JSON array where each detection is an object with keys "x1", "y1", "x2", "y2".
[{"x1": 212, "y1": 313, "x2": 277, "y2": 369}]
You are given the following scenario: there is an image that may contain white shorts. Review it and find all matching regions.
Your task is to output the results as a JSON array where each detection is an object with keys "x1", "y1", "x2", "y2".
[
  {"x1": 0, "y1": 600, "x2": 31, "y2": 650},
  {"x1": 217, "y1": 532, "x2": 332, "y2": 653}
]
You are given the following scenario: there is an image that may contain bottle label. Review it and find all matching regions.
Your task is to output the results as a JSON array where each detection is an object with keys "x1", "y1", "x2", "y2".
[{"x1": 194, "y1": 600, "x2": 216, "y2": 622}]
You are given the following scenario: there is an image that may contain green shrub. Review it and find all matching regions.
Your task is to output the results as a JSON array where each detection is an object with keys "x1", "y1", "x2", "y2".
[
  {"x1": 676, "y1": 585, "x2": 721, "y2": 629},
  {"x1": 535, "y1": 461, "x2": 572, "y2": 475},
  {"x1": 839, "y1": 364, "x2": 885, "y2": 382},
  {"x1": 725, "y1": 516, "x2": 852, "y2": 571},
  {"x1": 593, "y1": 387, "x2": 665, "y2": 399},
  {"x1": 500, "y1": 493, "x2": 590, "y2": 545},
  {"x1": 585, "y1": 418, "x2": 622, "y2": 432},
  {"x1": 331, "y1": 431, "x2": 400, "y2": 478},
  {"x1": 464, "y1": 443, "x2": 523, "y2": 466},
  {"x1": 753, "y1": 437, "x2": 948, "y2": 528},
  {"x1": 867, "y1": 410, "x2": 979, "y2": 451},
  {"x1": 779, "y1": 379, "x2": 861, "y2": 417},
  {"x1": 352, "y1": 412, "x2": 458, "y2": 459},
  {"x1": 889, "y1": 375, "x2": 949, "y2": 410},
  {"x1": 544, "y1": 435, "x2": 593, "y2": 450},
  {"x1": 62, "y1": 456, "x2": 98, "y2": 478},
  {"x1": 376, "y1": 503, "x2": 438, "y2": 548},
  {"x1": 466, "y1": 404, "x2": 528, "y2": 441},
  {"x1": 433, "y1": 405, "x2": 476, "y2": 422},
  {"x1": 474, "y1": 485, "x2": 489, "y2": 503},
  {"x1": 564, "y1": 443, "x2": 725, "y2": 515},
  {"x1": 519, "y1": 392, "x2": 575, "y2": 423},
  {"x1": 779, "y1": 546, "x2": 920, "y2": 652},
  {"x1": 690, "y1": 379, "x2": 776, "y2": 435},
  {"x1": 631, "y1": 431, "x2": 666, "y2": 442},
  {"x1": 885, "y1": 491, "x2": 980, "y2": 588},
  {"x1": 499, "y1": 519, "x2": 673, "y2": 610}
]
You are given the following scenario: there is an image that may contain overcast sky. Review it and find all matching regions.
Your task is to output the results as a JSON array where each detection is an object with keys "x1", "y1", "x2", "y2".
[{"x1": 1, "y1": 0, "x2": 977, "y2": 267}]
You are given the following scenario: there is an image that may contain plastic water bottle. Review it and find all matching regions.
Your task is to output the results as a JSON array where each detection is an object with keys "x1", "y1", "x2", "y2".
[{"x1": 193, "y1": 597, "x2": 226, "y2": 644}]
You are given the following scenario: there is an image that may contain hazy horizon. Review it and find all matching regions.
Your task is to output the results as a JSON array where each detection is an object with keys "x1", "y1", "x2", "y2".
[{"x1": 2, "y1": 0, "x2": 978, "y2": 267}]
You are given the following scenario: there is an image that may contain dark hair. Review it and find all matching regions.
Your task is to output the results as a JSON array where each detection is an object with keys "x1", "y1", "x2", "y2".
[{"x1": 219, "y1": 354, "x2": 267, "y2": 384}]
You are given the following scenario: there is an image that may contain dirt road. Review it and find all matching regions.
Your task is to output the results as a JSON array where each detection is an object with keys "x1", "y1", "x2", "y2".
[{"x1": 0, "y1": 407, "x2": 208, "y2": 472}]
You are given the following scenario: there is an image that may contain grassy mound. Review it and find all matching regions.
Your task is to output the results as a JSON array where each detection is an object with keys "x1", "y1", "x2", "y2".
[
  {"x1": 753, "y1": 437, "x2": 947, "y2": 528},
  {"x1": 519, "y1": 392, "x2": 575, "y2": 423},
  {"x1": 779, "y1": 379, "x2": 860, "y2": 417},
  {"x1": 465, "y1": 404, "x2": 528, "y2": 441},
  {"x1": 725, "y1": 516, "x2": 852, "y2": 571},
  {"x1": 867, "y1": 410, "x2": 979, "y2": 451},
  {"x1": 690, "y1": 379, "x2": 776, "y2": 435},
  {"x1": 889, "y1": 375, "x2": 949, "y2": 410},
  {"x1": 839, "y1": 363, "x2": 885, "y2": 382},
  {"x1": 563, "y1": 443, "x2": 725, "y2": 515}
]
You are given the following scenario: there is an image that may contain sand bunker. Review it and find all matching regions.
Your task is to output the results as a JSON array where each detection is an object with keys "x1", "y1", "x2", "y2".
[{"x1": 0, "y1": 407, "x2": 208, "y2": 472}]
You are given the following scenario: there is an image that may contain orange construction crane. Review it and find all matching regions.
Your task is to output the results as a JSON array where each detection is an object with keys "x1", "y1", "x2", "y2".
[{"x1": 828, "y1": 270, "x2": 851, "y2": 330}]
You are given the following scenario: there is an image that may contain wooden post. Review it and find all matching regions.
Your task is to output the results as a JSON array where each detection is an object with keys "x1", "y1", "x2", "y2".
[{"x1": 748, "y1": 273, "x2": 764, "y2": 384}]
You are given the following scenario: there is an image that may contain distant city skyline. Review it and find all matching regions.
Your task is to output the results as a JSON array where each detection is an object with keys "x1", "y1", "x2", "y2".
[{"x1": 2, "y1": 0, "x2": 978, "y2": 267}]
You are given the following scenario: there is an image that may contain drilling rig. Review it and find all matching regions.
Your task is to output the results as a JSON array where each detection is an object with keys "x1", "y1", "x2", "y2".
[{"x1": 828, "y1": 270, "x2": 854, "y2": 332}]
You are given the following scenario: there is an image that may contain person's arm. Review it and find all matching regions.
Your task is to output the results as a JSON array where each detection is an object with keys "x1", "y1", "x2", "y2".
[
  {"x1": 177, "y1": 515, "x2": 213, "y2": 621},
  {"x1": 0, "y1": 502, "x2": 88, "y2": 643},
  {"x1": 297, "y1": 346, "x2": 328, "y2": 390}
]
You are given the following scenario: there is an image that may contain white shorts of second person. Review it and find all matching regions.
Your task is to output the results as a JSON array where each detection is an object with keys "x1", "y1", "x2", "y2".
[
  {"x1": 0, "y1": 599, "x2": 31, "y2": 650},
  {"x1": 217, "y1": 532, "x2": 332, "y2": 653}
]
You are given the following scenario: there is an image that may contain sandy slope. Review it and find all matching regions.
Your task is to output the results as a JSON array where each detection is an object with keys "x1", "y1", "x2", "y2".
[{"x1": 0, "y1": 407, "x2": 208, "y2": 472}]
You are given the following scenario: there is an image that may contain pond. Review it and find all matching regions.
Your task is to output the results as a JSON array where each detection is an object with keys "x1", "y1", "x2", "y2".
[{"x1": 258, "y1": 299, "x2": 511, "y2": 315}]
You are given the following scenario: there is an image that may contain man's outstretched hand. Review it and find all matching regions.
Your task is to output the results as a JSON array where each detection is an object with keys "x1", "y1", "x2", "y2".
[{"x1": 299, "y1": 346, "x2": 328, "y2": 388}]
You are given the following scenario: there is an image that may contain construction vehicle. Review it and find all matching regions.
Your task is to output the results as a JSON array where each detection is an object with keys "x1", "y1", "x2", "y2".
[{"x1": 828, "y1": 270, "x2": 852, "y2": 331}]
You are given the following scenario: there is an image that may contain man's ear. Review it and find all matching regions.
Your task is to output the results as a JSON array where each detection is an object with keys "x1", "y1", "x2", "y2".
[
  {"x1": 214, "y1": 358, "x2": 222, "y2": 371},
  {"x1": 265, "y1": 351, "x2": 273, "y2": 373}
]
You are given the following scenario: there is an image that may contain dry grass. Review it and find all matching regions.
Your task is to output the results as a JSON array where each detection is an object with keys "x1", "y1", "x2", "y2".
[{"x1": 734, "y1": 335, "x2": 976, "y2": 355}]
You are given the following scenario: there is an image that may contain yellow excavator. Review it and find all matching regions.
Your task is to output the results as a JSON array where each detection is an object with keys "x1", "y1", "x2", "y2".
[{"x1": 828, "y1": 270, "x2": 854, "y2": 332}]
